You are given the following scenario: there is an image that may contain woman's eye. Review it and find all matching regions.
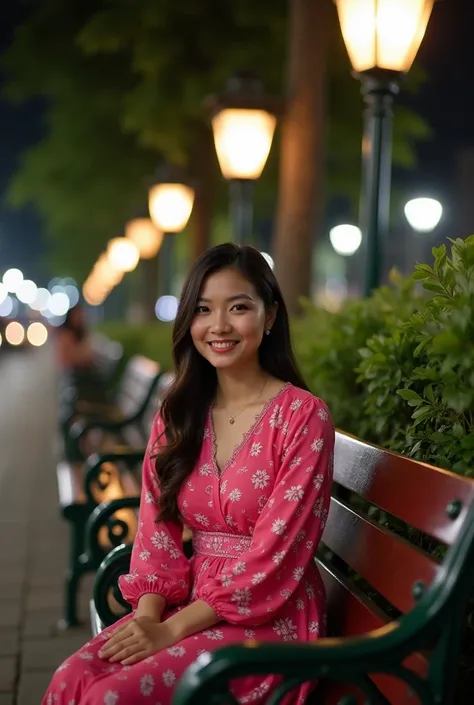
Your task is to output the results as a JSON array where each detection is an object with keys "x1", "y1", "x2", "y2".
[
  {"x1": 231, "y1": 303, "x2": 249, "y2": 312},
  {"x1": 195, "y1": 305, "x2": 209, "y2": 314}
]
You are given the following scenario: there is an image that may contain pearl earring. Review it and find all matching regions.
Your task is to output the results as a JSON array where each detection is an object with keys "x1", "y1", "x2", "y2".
[{"x1": 265, "y1": 328, "x2": 271, "y2": 336}]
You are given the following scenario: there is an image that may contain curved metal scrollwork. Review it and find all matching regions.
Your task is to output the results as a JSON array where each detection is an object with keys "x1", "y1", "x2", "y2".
[
  {"x1": 93, "y1": 543, "x2": 133, "y2": 628},
  {"x1": 106, "y1": 517, "x2": 133, "y2": 548},
  {"x1": 85, "y1": 497, "x2": 140, "y2": 567}
]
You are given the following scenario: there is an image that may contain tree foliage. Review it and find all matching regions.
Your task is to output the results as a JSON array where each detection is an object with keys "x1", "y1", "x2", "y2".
[{"x1": 1, "y1": 0, "x2": 432, "y2": 279}]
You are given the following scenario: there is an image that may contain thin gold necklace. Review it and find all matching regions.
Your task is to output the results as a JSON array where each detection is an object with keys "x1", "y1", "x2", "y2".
[{"x1": 223, "y1": 378, "x2": 268, "y2": 425}]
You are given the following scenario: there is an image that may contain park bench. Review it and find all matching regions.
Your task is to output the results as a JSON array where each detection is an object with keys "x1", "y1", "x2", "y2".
[
  {"x1": 56, "y1": 359, "x2": 172, "y2": 627},
  {"x1": 63, "y1": 355, "x2": 165, "y2": 460},
  {"x1": 91, "y1": 431, "x2": 474, "y2": 705},
  {"x1": 57, "y1": 334, "x2": 124, "y2": 432}
]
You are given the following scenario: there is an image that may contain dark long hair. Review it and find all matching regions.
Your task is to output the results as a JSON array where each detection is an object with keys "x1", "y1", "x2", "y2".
[{"x1": 154, "y1": 243, "x2": 308, "y2": 522}]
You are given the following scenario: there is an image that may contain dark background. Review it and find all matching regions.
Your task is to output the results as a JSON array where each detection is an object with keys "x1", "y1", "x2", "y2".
[{"x1": 0, "y1": 0, "x2": 472, "y2": 282}]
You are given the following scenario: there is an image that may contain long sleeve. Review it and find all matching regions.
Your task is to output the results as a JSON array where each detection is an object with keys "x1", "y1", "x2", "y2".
[
  {"x1": 118, "y1": 413, "x2": 190, "y2": 609},
  {"x1": 195, "y1": 397, "x2": 334, "y2": 625}
]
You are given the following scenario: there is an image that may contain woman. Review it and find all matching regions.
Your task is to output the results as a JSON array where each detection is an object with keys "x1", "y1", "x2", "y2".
[{"x1": 43, "y1": 243, "x2": 334, "y2": 705}]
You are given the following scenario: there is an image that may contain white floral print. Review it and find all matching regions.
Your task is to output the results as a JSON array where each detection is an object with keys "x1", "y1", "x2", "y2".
[
  {"x1": 273, "y1": 617, "x2": 298, "y2": 641},
  {"x1": 251, "y1": 469, "x2": 270, "y2": 489},
  {"x1": 284, "y1": 485, "x2": 304, "y2": 502},
  {"x1": 45, "y1": 392, "x2": 333, "y2": 705}
]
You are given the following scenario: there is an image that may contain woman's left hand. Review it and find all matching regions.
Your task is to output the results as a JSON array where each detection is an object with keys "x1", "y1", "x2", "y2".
[{"x1": 98, "y1": 616, "x2": 175, "y2": 665}]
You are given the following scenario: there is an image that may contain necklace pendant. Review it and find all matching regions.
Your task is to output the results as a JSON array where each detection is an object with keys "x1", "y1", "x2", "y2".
[{"x1": 229, "y1": 417, "x2": 235, "y2": 425}]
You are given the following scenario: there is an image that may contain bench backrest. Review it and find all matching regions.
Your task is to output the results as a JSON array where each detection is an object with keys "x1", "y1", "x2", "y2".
[
  {"x1": 318, "y1": 431, "x2": 474, "y2": 703},
  {"x1": 116, "y1": 355, "x2": 161, "y2": 418}
]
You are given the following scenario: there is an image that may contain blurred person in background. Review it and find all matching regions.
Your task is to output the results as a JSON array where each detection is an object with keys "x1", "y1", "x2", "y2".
[{"x1": 55, "y1": 303, "x2": 107, "y2": 430}]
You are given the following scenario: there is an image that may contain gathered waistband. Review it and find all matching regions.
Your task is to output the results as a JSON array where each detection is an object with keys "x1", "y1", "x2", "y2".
[{"x1": 193, "y1": 530, "x2": 252, "y2": 559}]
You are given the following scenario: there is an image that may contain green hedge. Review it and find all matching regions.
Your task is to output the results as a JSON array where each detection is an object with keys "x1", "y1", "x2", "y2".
[{"x1": 99, "y1": 235, "x2": 474, "y2": 478}]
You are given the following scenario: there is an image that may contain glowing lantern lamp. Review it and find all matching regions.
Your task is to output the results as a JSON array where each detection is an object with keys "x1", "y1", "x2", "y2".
[
  {"x1": 148, "y1": 164, "x2": 195, "y2": 297},
  {"x1": 334, "y1": 0, "x2": 436, "y2": 295},
  {"x1": 126, "y1": 217, "x2": 164, "y2": 259},
  {"x1": 107, "y1": 237, "x2": 140, "y2": 273},
  {"x1": 205, "y1": 72, "x2": 280, "y2": 244}
]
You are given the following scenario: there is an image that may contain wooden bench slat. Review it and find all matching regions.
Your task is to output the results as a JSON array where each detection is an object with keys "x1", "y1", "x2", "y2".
[
  {"x1": 323, "y1": 497, "x2": 439, "y2": 614},
  {"x1": 334, "y1": 433, "x2": 474, "y2": 545},
  {"x1": 318, "y1": 560, "x2": 429, "y2": 704}
]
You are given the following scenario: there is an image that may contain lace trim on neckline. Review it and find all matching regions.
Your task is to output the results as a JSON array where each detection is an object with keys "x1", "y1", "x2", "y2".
[{"x1": 208, "y1": 382, "x2": 291, "y2": 479}]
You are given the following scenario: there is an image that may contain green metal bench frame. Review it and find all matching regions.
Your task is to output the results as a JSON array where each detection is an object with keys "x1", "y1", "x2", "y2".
[
  {"x1": 90, "y1": 432, "x2": 474, "y2": 704},
  {"x1": 59, "y1": 450, "x2": 144, "y2": 628},
  {"x1": 64, "y1": 362, "x2": 163, "y2": 462}
]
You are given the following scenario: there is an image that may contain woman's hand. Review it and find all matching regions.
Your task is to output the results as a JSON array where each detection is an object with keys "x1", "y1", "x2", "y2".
[{"x1": 98, "y1": 616, "x2": 176, "y2": 665}]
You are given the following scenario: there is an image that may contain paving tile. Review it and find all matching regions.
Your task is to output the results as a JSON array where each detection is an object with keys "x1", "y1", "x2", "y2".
[
  {"x1": 0, "y1": 657, "x2": 16, "y2": 692},
  {"x1": 0, "y1": 584, "x2": 24, "y2": 601},
  {"x1": 22, "y1": 633, "x2": 89, "y2": 671},
  {"x1": 0, "y1": 693, "x2": 14, "y2": 705},
  {"x1": 0, "y1": 601, "x2": 22, "y2": 630},
  {"x1": 25, "y1": 590, "x2": 64, "y2": 613},
  {"x1": 17, "y1": 671, "x2": 51, "y2": 705},
  {"x1": 22, "y1": 610, "x2": 62, "y2": 640},
  {"x1": 0, "y1": 632, "x2": 19, "y2": 658}
]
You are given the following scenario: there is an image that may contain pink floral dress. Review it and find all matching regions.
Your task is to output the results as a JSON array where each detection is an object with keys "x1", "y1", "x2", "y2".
[{"x1": 43, "y1": 384, "x2": 334, "y2": 705}]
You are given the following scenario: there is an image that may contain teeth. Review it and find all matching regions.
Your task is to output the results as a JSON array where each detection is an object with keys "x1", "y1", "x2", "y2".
[{"x1": 211, "y1": 342, "x2": 236, "y2": 349}]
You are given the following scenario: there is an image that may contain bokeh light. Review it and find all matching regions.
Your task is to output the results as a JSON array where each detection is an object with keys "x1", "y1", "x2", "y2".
[
  {"x1": 3, "y1": 268, "x2": 24, "y2": 293},
  {"x1": 0, "y1": 296, "x2": 14, "y2": 317},
  {"x1": 329, "y1": 224, "x2": 363, "y2": 256},
  {"x1": 261, "y1": 252, "x2": 274, "y2": 269},
  {"x1": 16, "y1": 279, "x2": 38, "y2": 305},
  {"x1": 155, "y1": 295, "x2": 179, "y2": 322},
  {"x1": 31, "y1": 288, "x2": 51, "y2": 312},
  {"x1": 49, "y1": 292, "x2": 70, "y2": 316},
  {"x1": 404, "y1": 197, "x2": 443, "y2": 233},
  {"x1": 27, "y1": 321, "x2": 48, "y2": 347},
  {"x1": 5, "y1": 321, "x2": 25, "y2": 346}
]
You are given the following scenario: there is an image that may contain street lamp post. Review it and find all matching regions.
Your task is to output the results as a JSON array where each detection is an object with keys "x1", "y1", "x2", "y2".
[
  {"x1": 205, "y1": 72, "x2": 279, "y2": 245},
  {"x1": 148, "y1": 165, "x2": 195, "y2": 297},
  {"x1": 334, "y1": 0, "x2": 436, "y2": 296}
]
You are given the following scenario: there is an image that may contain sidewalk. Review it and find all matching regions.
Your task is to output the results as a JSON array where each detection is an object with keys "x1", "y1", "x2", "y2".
[{"x1": 0, "y1": 347, "x2": 92, "y2": 705}]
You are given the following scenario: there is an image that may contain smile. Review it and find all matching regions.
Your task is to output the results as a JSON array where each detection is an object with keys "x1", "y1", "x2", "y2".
[{"x1": 208, "y1": 341, "x2": 239, "y2": 353}]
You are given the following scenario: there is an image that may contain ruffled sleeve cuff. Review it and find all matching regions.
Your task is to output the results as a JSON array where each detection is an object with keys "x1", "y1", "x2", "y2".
[{"x1": 118, "y1": 573, "x2": 189, "y2": 610}]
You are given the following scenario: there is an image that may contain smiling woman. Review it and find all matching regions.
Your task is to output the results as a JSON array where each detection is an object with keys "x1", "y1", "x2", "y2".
[{"x1": 42, "y1": 244, "x2": 335, "y2": 705}]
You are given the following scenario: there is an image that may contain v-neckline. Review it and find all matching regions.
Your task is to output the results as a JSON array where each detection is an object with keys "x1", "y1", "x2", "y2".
[{"x1": 208, "y1": 383, "x2": 291, "y2": 478}]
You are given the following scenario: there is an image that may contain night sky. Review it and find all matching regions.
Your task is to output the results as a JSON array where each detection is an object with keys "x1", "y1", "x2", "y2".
[{"x1": 0, "y1": 0, "x2": 473, "y2": 283}]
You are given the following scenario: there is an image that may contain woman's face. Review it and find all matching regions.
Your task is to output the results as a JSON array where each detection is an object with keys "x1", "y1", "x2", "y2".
[{"x1": 190, "y1": 267, "x2": 275, "y2": 371}]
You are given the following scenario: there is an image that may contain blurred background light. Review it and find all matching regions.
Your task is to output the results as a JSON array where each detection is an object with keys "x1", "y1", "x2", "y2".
[
  {"x1": 48, "y1": 291, "x2": 70, "y2": 316},
  {"x1": 5, "y1": 321, "x2": 25, "y2": 346},
  {"x1": 27, "y1": 321, "x2": 48, "y2": 347},
  {"x1": 261, "y1": 252, "x2": 275, "y2": 269},
  {"x1": 0, "y1": 296, "x2": 14, "y2": 317},
  {"x1": 329, "y1": 224, "x2": 363, "y2": 256},
  {"x1": 155, "y1": 295, "x2": 179, "y2": 322},
  {"x1": 3, "y1": 268, "x2": 24, "y2": 294},
  {"x1": 16, "y1": 279, "x2": 37, "y2": 305},
  {"x1": 404, "y1": 197, "x2": 443, "y2": 233}
]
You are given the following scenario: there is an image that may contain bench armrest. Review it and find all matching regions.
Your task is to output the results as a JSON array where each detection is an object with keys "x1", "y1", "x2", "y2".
[
  {"x1": 93, "y1": 543, "x2": 133, "y2": 628},
  {"x1": 173, "y1": 622, "x2": 418, "y2": 705},
  {"x1": 65, "y1": 415, "x2": 146, "y2": 461},
  {"x1": 85, "y1": 496, "x2": 141, "y2": 565},
  {"x1": 84, "y1": 450, "x2": 145, "y2": 504}
]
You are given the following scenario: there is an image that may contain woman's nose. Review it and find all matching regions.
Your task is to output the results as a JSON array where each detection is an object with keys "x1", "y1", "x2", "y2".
[{"x1": 210, "y1": 311, "x2": 232, "y2": 334}]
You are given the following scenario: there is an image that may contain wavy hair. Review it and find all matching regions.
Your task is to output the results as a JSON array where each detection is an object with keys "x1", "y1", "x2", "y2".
[{"x1": 153, "y1": 243, "x2": 308, "y2": 522}]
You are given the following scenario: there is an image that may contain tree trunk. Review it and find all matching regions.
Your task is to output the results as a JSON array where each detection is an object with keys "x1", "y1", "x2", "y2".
[
  {"x1": 189, "y1": 122, "x2": 216, "y2": 264},
  {"x1": 273, "y1": 0, "x2": 330, "y2": 314}
]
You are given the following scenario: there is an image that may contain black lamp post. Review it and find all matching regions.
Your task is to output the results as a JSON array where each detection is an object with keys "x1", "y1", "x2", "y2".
[
  {"x1": 334, "y1": 0, "x2": 436, "y2": 296},
  {"x1": 205, "y1": 72, "x2": 280, "y2": 245},
  {"x1": 148, "y1": 164, "x2": 195, "y2": 297}
]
